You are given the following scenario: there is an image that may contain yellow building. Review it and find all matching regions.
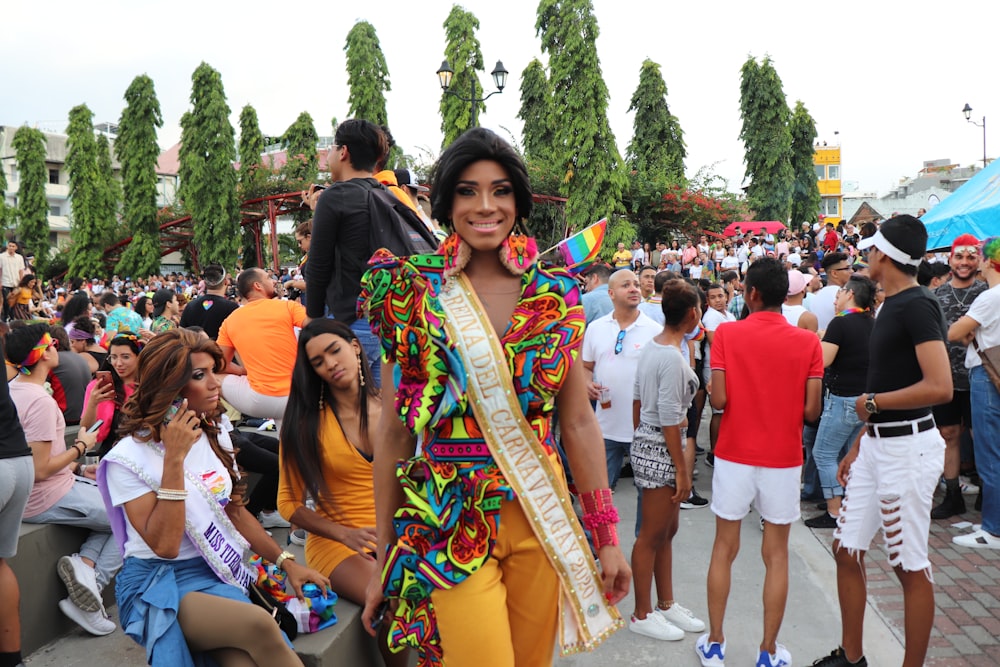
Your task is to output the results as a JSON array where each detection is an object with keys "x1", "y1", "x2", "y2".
[{"x1": 813, "y1": 145, "x2": 842, "y2": 224}]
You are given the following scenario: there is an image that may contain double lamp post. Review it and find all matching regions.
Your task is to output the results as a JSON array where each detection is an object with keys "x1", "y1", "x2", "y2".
[{"x1": 436, "y1": 59, "x2": 508, "y2": 128}]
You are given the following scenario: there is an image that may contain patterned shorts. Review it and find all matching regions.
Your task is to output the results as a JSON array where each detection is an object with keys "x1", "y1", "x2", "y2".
[{"x1": 630, "y1": 422, "x2": 682, "y2": 489}]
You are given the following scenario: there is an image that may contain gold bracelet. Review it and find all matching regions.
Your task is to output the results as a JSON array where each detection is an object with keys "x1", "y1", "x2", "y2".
[{"x1": 274, "y1": 551, "x2": 296, "y2": 571}]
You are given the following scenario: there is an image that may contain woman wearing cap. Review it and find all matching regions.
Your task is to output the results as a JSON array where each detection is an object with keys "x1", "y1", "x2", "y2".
[
  {"x1": 804, "y1": 275, "x2": 877, "y2": 528},
  {"x1": 150, "y1": 288, "x2": 179, "y2": 334},
  {"x1": 948, "y1": 237, "x2": 1000, "y2": 549}
]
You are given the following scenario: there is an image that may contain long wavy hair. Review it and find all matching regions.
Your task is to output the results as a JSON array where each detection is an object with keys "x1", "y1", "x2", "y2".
[
  {"x1": 279, "y1": 319, "x2": 380, "y2": 512},
  {"x1": 118, "y1": 329, "x2": 234, "y2": 481}
]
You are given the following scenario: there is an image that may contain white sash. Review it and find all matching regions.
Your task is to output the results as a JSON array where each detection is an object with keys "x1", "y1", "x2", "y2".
[{"x1": 438, "y1": 273, "x2": 623, "y2": 655}]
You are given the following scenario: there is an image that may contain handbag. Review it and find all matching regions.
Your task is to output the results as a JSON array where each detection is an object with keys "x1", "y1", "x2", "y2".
[
  {"x1": 247, "y1": 580, "x2": 299, "y2": 641},
  {"x1": 973, "y1": 338, "x2": 1000, "y2": 392}
]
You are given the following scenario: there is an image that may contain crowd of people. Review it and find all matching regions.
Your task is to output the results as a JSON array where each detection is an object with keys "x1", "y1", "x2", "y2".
[{"x1": 0, "y1": 118, "x2": 997, "y2": 667}]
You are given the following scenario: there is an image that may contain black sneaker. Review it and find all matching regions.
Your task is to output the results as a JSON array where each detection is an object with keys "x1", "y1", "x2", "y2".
[
  {"x1": 680, "y1": 487, "x2": 709, "y2": 510},
  {"x1": 931, "y1": 489, "x2": 966, "y2": 520},
  {"x1": 811, "y1": 646, "x2": 867, "y2": 666},
  {"x1": 804, "y1": 512, "x2": 838, "y2": 529},
  {"x1": 695, "y1": 444, "x2": 706, "y2": 455},
  {"x1": 705, "y1": 452, "x2": 715, "y2": 468}
]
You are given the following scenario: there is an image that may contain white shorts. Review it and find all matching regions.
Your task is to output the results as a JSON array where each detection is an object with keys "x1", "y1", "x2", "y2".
[
  {"x1": 834, "y1": 428, "x2": 944, "y2": 572},
  {"x1": 710, "y1": 458, "x2": 802, "y2": 524}
]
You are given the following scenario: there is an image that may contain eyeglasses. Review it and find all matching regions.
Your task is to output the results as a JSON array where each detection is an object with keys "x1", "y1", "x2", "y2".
[{"x1": 614, "y1": 329, "x2": 626, "y2": 355}]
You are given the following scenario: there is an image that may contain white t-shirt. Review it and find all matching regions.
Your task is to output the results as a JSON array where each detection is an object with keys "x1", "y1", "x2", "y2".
[
  {"x1": 702, "y1": 307, "x2": 736, "y2": 368},
  {"x1": 0, "y1": 251, "x2": 26, "y2": 288},
  {"x1": 689, "y1": 265, "x2": 703, "y2": 280},
  {"x1": 106, "y1": 425, "x2": 237, "y2": 560},
  {"x1": 811, "y1": 284, "x2": 840, "y2": 331},
  {"x1": 965, "y1": 284, "x2": 1000, "y2": 369},
  {"x1": 582, "y1": 311, "x2": 659, "y2": 441},
  {"x1": 721, "y1": 255, "x2": 740, "y2": 271},
  {"x1": 632, "y1": 248, "x2": 645, "y2": 266}
]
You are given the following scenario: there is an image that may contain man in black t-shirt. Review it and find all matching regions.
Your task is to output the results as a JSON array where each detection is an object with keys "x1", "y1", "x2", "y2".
[
  {"x1": 179, "y1": 264, "x2": 238, "y2": 340},
  {"x1": 815, "y1": 216, "x2": 952, "y2": 667}
]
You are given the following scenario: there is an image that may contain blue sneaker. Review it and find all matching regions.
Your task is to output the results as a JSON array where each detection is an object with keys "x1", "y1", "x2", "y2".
[
  {"x1": 755, "y1": 644, "x2": 791, "y2": 667},
  {"x1": 696, "y1": 633, "x2": 726, "y2": 667}
]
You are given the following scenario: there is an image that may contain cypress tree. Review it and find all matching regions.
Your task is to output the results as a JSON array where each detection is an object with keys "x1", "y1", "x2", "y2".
[
  {"x1": 344, "y1": 21, "x2": 391, "y2": 126},
  {"x1": 66, "y1": 104, "x2": 106, "y2": 277},
  {"x1": 12, "y1": 127, "x2": 50, "y2": 275},
  {"x1": 627, "y1": 59, "x2": 686, "y2": 183},
  {"x1": 789, "y1": 100, "x2": 821, "y2": 226},
  {"x1": 739, "y1": 55, "x2": 794, "y2": 223},
  {"x1": 95, "y1": 134, "x2": 122, "y2": 246},
  {"x1": 116, "y1": 74, "x2": 164, "y2": 278},
  {"x1": 440, "y1": 5, "x2": 485, "y2": 147},
  {"x1": 0, "y1": 147, "x2": 8, "y2": 236},
  {"x1": 282, "y1": 111, "x2": 318, "y2": 184},
  {"x1": 238, "y1": 104, "x2": 267, "y2": 268},
  {"x1": 179, "y1": 62, "x2": 240, "y2": 269},
  {"x1": 517, "y1": 58, "x2": 555, "y2": 166}
]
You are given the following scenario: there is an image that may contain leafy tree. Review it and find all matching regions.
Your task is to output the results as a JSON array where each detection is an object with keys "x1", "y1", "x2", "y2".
[
  {"x1": 95, "y1": 134, "x2": 122, "y2": 242},
  {"x1": 536, "y1": 0, "x2": 629, "y2": 254},
  {"x1": 344, "y1": 21, "x2": 390, "y2": 126},
  {"x1": 282, "y1": 111, "x2": 318, "y2": 183},
  {"x1": 12, "y1": 127, "x2": 50, "y2": 274},
  {"x1": 179, "y1": 62, "x2": 240, "y2": 269},
  {"x1": 789, "y1": 100, "x2": 821, "y2": 226},
  {"x1": 440, "y1": 5, "x2": 485, "y2": 147},
  {"x1": 238, "y1": 104, "x2": 267, "y2": 268},
  {"x1": 626, "y1": 59, "x2": 685, "y2": 183},
  {"x1": 116, "y1": 74, "x2": 164, "y2": 278},
  {"x1": 517, "y1": 58, "x2": 556, "y2": 166},
  {"x1": 65, "y1": 104, "x2": 106, "y2": 277},
  {"x1": 739, "y1": 55, "x2": 793, "y2": 223},
  {"x1": 0, "y1": 147, "x2": 9, "y2": 237}
]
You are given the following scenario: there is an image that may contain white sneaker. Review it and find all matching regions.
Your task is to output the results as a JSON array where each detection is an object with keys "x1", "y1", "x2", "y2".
[
  {"x1": 628, "y1": 612, "x2": 684, "y2": 641},
  {"x1": 953, "y1": 529, "x2": 1000, "y2": 549},
  {"x1": 657, "y1": 602, "x2": 706, "y2": 632},
  {"x1": 939, "y1": 476, "x2": 980, "y2": 495},
  {"x1": 57, "y1": 554, "x2": 103, "y2": 613},
  {"x1": 696, "y1": 633, "x2": 726, "y2": 667},
  {"x1": 259, "y1": 511, "x2": 290, "y2": 529},
  {"x1": 288, "y1": 529, "x2": 307, "y2": 546},
  {"x1": 58, "y1": 598, "x2": 115, "y2": 636}
]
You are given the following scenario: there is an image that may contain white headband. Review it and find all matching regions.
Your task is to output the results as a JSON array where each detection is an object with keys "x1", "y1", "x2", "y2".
[{"x1": 858, "y1": 231, "x2": 922, "y2": 267}]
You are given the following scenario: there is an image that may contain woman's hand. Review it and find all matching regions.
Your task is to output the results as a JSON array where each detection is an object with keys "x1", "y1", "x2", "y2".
[
  {"x1": 74, "y1": 429, "x2": 98, "y2": 452},
  {"x1": 672, "y1": 473, "x2": 692, "y2": 505},
  {"x1": 161, "y1": 399, "x2": 201, "y2": 460},
  {"x1": 283, "y1": 560, "x2": 331, "y2": 600},
  {"x1": 360, "y1": 570, "x2": 386, "y2": 638},
  {"x1": 86, "y1": 381, "x2": 116, "y2": 408},
  {"x1": 336, "y1": 526, "x2": 378, "y2": 560},
  {"x1": 597, "y1": 545, "x2": 631, "y2": 605}
]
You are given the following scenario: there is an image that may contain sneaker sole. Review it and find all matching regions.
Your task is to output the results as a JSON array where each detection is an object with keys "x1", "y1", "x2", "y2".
[
  {"x1": 57, "y1": 558, "x2": 102, "y2": 612},
  {"x1": 628, "y1": 623, "x2": 684, "y2": 641},
  {"x1": 58, "y1": 599, "x2": 115, "y2": 636}
]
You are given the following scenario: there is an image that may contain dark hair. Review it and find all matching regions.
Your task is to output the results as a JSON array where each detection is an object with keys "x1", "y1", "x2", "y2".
[
  {"x1": 3, "y1": 322, "x2": 50, "y2": 371},
  {"x1": 280, "y1": 320, "x2": 380, "y2": 512},
  {"x1": 638, "y1": 265, "x2": 656, "y2": 276},
  {"x1": 98, "y1": 292, "x2": 119, "y2": 308},
  {"x1": 61, "y1": 293, "x2": 91, "y2": 325},
  {"x1": 653, "y1": 270, "x2": 678, "y2": 294},
  {"x1": 821, "y1": 252, "x2": 848, "y2": 270},
  {"x1": 744, "y1": 257, "x2": 788, "y2": 308},
  {"x1": 917, "y1": 259, "x2": 951, "y2": 287},
  {"x1": 860, "y1": 222, "x2": 877, "y2": 238},
  {"x1": 17, "y1": 273, "x2": 35, "y2": 288},
  {"x1": 202, "y1": 263, "x2": 226, "y2": 288},
  {"x1": 430, "y1": 128, "x2": 532, "y2": 226},
  {"x1": 151, "y1": 289, "x2": 175, "y2": 318},
  {"x1": 582, "y1": 264, "x2": 612, "y2": 283},
  {"x1": 661, "y1": 280, "x2": 700, "y2": 327},
  {"x1": 135, "y1": 295, "x2": 151, "y2": 318},
  {"x1": 97, "y1": 331, "x2": 144, "y2": 454},
  {"x1": 71, "y1": 315, "x2": 97, "y2": 342},
  {"x1": 720, "y1": 270, "x2": 738, "y2": 285},
  {"x1": 706, "y1": 282, "x2": 724, "y2": 294},
  {"x1": 235, "y1": 268, "x2": 265, "y2": 299},
  {"x1": 334, "y1": 119, "x2": 387, "y2": 173},
  {"x1": 843, "y1": 275, "x2": 877, "y2": 311},
  {"x1": 295, "y1": 220, "x2": 312, "y2": 237},
  {"x1": 50, "y1": 325, "x2": 70, "y2": 351},
  {"x1": 376, "y1": 124, "x2": 396, "y2": 172},
  {"x1": 883, "y1": 215, "x2": 927, "y2": 277}
]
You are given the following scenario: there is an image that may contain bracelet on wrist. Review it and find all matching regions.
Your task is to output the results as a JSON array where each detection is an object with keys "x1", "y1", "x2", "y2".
[
  {"x1": 579, "y1": 488, "x2": 621, "y2": 549},
  {"x1": 72, "y1": 442, "x2": 85, "y2": 457},
  {"x1": 155, "y1": 487, "x2": 189, "y2": 501},
  {"x1": 274, "y1": 550, "x2": 296, "y2": 571}
]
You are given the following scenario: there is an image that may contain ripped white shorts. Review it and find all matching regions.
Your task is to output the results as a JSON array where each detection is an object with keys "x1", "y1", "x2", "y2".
[{"x1": 834, "y1": 427, "x2": 944, "y2": 572}]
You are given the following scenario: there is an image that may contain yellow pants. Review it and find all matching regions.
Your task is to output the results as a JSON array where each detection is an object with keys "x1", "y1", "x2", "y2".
[{"x1": 430, "y1": 497, "x2": 561, "y2": 666}]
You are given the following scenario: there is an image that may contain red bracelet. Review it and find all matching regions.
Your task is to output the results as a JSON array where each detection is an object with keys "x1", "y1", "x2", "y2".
[{"x1": 579, "y1": 489, "x2": 620, "y2": 549}]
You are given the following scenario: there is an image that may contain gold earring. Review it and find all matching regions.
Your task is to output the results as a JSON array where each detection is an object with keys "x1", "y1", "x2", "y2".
[
  {"x1": 357, "y1": 354, "x2": 365, "y2": 387},
  {"x1": 318, "y1": 384, "x2": 325, "y2": 411}
]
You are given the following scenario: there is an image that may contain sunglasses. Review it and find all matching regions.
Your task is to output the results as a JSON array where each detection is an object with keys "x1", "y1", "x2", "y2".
[{"x1": 614, "y1": 329, "x2": 626, "y2": 355}]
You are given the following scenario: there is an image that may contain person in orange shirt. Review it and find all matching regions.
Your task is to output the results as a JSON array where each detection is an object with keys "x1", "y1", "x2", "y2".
[
  {"x1": 217, "y1": 268, "x2": 310, "y2": 431},
  {"x1": 278, "y1": 319, "x2": 407, "y2": 666}
]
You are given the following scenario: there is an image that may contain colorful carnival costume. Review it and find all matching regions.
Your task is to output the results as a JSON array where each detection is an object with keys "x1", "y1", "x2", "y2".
[{"x1": 359, "y1": 235, "x2": 621, "y2": 666}]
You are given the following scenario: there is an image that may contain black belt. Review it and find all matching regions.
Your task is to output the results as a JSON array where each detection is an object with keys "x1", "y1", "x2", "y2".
[{"x1": 866, "y1": 416, "x2": 935, "y2": 439}]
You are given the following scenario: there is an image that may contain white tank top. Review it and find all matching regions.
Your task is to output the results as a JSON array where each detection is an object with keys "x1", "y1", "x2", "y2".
[{"x1": 782, "y1": 304, "x2": 808, "y2": 327}]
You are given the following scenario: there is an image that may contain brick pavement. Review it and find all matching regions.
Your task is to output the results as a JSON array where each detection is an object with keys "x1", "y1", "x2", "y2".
[{"x1": 805, "y1": 491, "x2": 1000, "y2": 666}]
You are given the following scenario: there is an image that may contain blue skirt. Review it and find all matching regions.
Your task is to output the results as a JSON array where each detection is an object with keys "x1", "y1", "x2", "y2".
[{"x1": 116, "y1": 556, "x2": 251, "y2": 667}]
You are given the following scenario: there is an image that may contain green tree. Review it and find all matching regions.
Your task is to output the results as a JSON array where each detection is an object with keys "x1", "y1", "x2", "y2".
[
  {"x1": 440, "y1": 5, "x2": 485, "y2": 147},
  {"x1": 517, "y1": 58, "x2": 556, "y2": 166},
  {"x1": 0, "y1": 146, "x2": 9, "y2": 237},
  {"x1": 789, "y1": 100, "x2": 820, "y2": 226},
  {"x1": 238, "y1": 104, "x2": 267, "y2": 268},
  {"x1": 626, "y1": 59, "x2": 685, "y2": 183},
  {"x1": 116, "y1": 74, "x2": 164, "y2": 278},
  {"x1": 95, "y1": 134, "x2": 122, "y2": 243},
  {"x1": 282, "y1": 111, "x2": 318, "y2": 183},
  {"x1": 179, "y1": 62, "x2": 240, "y2": 269},
  {"x1": 739, "y1": 55, "x2": 793, "y2": 223},
  {"x1": 344, "y1": 21, "x2": 390, "y2": 126},
  {"x1": 12, "y1": 127, "x2": 50, "y2": 274},
  {"x1": 536, "y1": 0, "x2": 629, "y2": 253},
  {"x1": 65, "y1": 104, "x2": 106, "y2": 277}
]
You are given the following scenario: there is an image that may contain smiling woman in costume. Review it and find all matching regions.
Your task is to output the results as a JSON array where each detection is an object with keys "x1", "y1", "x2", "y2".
[{"x1": 359, "y1": 128, "x2": 630, "y2": 666}]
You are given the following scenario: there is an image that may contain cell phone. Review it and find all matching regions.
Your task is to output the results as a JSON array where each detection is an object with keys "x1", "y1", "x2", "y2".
[
  {"x1": 164, "y1": 397, "x2": 184, "y2": 424},
  {"x1": 311, "y1": 183, "x2": 327, "y2": 191},
  {"x1": 96, "y1": 371, "x2": 113, "y2": 389},
  {"x1": 86, "y1": 419, "x2": 105, "y2": 434},
  {"x1": 370, "y1": 601, "x2": 389, "y2": 630}
]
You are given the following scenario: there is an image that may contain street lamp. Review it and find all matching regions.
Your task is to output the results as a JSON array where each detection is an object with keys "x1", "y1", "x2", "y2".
[
  {"x1": 436, "y1": 59, "x2": 509, "y2": 128},
  {"x1": 962, "y1": 103, "x2": 988, "y2": 169}
]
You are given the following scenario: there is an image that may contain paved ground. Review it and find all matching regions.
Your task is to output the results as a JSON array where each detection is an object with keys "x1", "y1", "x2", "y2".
[{"x1": 28, "y1": 421, "x2": 999, "y2": 666}]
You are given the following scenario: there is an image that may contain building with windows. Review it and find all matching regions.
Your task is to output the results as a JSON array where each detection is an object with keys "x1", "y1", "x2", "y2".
[{"x1": 813, "y1": 143, "x2": 842, "y2": 224}]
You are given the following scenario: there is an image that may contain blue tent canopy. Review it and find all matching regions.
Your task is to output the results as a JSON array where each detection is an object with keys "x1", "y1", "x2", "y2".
[{"x1": 922, "y1": 159, "x2": 1000, "y2": 250}]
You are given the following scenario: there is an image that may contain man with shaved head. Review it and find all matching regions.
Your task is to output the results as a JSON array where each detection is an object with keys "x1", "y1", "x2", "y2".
[{"x1": 582, "y1": 269, "x2": 660, "y2": 487}]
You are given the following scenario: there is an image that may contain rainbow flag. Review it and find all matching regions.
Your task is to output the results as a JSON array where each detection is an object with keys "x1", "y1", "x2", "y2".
[{"x1": 555, "y1": 218, "x2": 607, "y2": 273}]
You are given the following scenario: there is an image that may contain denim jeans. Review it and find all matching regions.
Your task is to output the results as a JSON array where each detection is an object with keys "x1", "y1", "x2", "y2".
[
  {"x1": 350, "y1": 318, "x2": 382, "y2": 389},
  {"x1": 813, "y1": 392, "x2": 864, "y2": 499},
  {"x1": 801, "y1": 421, "x2": 822, "y2": 499},
  {"x1": 604, "y1": 438, "x2": 630, "y2": 489},
  {"x1": 971, "y1": 366, "x2": 1000, "y2": 535},
  {"x1": 24, "y1": 477, "x2": 121, "y2": 589}
]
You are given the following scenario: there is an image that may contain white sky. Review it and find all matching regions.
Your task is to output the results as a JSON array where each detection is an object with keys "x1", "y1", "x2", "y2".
[{"x1": 4, "y1": 0, "x2": 998, "y2": 198}]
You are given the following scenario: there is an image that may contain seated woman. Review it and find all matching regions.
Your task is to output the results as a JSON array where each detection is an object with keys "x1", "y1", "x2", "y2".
[
  {"x1": 98, "y1": 328, "x2": 329, "y2": 667},
  {"x1": 68, "y1": 316, "x2": 108, "y2": 376},
  {"x1": 80, "y1": 331, "x2": 142, "y2": 456},
  {"x1": 277, "y1": 319, "x2": 406, "y2": 666},
  {"x1": 4, "y1": 323, "x2": 121, "y2": 637}
]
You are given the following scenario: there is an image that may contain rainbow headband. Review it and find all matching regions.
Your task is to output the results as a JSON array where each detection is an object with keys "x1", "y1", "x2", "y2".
[
  {"x1": 9, "y1": 332, "x2": 52, "y2": 376},
  {"x1": 112, "y1": 332, "x2": 144, "y2": 352}
]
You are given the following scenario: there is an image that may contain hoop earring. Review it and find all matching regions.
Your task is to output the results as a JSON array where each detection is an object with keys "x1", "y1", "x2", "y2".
[
  {"x1": 357, "y1": 354, "x2": 366, "y2": 388},
  {"x1": 499, "y1": 232, "x2": 537, "y2": 276}
]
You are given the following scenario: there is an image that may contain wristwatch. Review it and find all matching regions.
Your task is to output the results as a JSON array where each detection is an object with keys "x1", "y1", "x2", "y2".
[
  {"x1": 274, "y1": 551, "x2": 296, "y2": 571},
  {"x1": 864, "y1": 393, "x2": 880, "y2": 415}
]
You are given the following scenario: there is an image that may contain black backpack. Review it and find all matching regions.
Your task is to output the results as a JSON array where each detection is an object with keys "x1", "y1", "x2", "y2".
[{"x1": 351, "y1": 179, "x2": 439, "y2": 257}]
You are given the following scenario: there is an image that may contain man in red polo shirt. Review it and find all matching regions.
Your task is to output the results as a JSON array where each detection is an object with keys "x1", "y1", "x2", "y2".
[{"x1": 695, "y1": 257, "x2": 823, "y2": 667}]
